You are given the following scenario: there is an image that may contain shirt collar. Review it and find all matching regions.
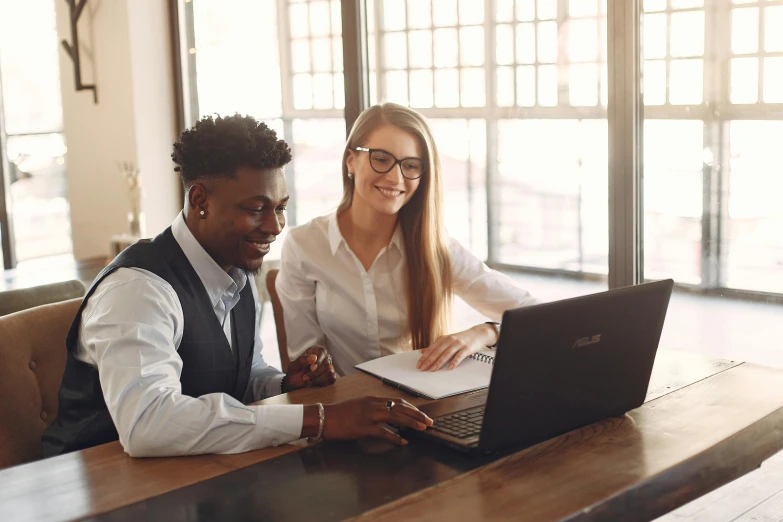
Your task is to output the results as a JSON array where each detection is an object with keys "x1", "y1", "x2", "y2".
[
  {"x1": 171, "y1": 211, "x2": 247, "y2": 308},
  {"x1": 327, "y1": 211, "x2": 404, "y2": 256}
]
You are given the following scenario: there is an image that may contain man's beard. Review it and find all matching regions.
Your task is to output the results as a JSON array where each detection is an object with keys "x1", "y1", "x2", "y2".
[{"x1": 243, "y1": 264, "x2": 263, "y2": 277}]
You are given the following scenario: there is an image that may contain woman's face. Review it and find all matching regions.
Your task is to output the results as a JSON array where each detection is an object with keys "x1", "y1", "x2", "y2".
[{"x1": 345, "y1": 124, "x2": 424, "y2": 217}]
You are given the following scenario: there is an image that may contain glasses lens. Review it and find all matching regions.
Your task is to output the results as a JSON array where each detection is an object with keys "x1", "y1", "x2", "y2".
[
  {"x1": 401, "y1": 159, "x2": 423, "y2": 179},
  {"x1": 369, "y1": 150, "x2": 395, "y2": 173}
]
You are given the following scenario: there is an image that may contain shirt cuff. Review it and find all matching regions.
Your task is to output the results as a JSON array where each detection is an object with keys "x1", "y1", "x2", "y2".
[
  {"x1": 253, "y1": 404, "x2": 304, "y2": 447},
  {"x1": 266, "y1": 374, "x2": 286, "y2": 398}
]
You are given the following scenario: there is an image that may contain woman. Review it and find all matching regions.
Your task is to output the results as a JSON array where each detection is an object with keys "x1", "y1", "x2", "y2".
[{"x1": 276, "y1": 103, "x2": 536, "y2": 376}]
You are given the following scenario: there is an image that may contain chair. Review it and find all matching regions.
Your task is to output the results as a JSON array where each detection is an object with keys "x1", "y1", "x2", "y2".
[
  {"x1": 0, "y1": 280, "x2": 86, "y2": 317},
  {"x1": 265, "y1": 268, "x2": 290, "y2": 370},
  {"x1": 0, "y1": 298, "x2": 82, "y2": 469}
]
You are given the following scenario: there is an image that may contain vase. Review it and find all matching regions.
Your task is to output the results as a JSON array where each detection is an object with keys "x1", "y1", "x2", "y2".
[{"x1": 128, "y1": 211, "x2": 141, "y2": 237}]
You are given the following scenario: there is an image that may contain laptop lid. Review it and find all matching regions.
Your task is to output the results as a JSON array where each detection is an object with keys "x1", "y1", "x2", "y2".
[{"x1": 477, "y1": 279, "x2": 673, "y2": 452}]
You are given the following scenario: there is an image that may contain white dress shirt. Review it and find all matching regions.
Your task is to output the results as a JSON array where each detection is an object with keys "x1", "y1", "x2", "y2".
[
  {"x1": 276, "y1": 212, "x2": 537, "y2": 376},
  {"x1": 74, "y1": 212, "x2": 302, "y2": 457}
]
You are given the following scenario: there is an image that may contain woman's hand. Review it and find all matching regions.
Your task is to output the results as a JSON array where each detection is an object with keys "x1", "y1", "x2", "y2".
[{"x1": 416, "y1": 323, "x2": 497, "y2": 372}]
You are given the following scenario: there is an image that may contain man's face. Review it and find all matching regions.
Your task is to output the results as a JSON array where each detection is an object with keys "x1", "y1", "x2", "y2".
[{"x1": 196, "y1": 165, "x2": 288, "y2": 273}]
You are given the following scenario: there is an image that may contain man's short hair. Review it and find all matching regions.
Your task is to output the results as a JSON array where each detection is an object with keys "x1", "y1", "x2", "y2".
[{"x1": 171, "y1": 114, "x2": 292, "y2": 186}]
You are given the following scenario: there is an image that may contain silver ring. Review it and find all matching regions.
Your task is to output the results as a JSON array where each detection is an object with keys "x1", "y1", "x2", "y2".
[
  {"x1": 386, "y1": 400, "x2": 395, "y2": 412},
  {"x1": 326, "y1": 354, "x2": 332, "y2": 365}
]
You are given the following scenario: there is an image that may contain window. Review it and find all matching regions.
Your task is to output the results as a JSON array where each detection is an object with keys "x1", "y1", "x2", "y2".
[
  {"x1": 0, "y1": 0, "x2": 71, "y2": 267},
  {"x1": 642, "y1": 0, "x2": 783, "y2": 294},
  {"x1": 181, "y1": 0, "x2": 346, "y2": 236},
  {"x1": 367, "y1": 0, "x2": 608, "y2": 278}
]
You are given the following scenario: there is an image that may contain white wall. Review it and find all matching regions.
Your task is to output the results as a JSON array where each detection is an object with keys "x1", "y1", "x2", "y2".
[{"x1": 55, "y1": 0, "x2": 179, "y2": 259}]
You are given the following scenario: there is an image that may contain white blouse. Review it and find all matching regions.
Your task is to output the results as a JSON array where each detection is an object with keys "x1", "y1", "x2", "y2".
[{"x1": 276, "y1": 212, "x2": 537, "y2": 376}]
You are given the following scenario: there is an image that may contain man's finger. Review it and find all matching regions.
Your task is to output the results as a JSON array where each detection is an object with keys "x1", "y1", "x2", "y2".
[
  {"x1": 311, "y1": 367, "x2": 337, "y2": 386},
  {"x1": 387, "y1": 403, "x2": 432, "y2": 428}
]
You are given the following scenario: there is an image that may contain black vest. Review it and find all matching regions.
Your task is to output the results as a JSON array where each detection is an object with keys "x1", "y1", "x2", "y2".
[{"x1": 42, "y1": 228, "x2": 256, "y2": 456}]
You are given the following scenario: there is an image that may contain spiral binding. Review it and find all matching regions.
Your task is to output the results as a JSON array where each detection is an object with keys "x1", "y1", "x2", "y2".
[{"x1": 468, "y1": 352, "x2": 495, "y2": 364}]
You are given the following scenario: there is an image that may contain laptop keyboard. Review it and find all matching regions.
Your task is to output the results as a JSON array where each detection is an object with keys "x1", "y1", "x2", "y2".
[{"x1": 431, "y1": 406, "x2": 485, "y2": 439}]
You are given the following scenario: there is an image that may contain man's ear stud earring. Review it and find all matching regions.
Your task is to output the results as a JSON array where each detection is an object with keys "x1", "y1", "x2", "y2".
[{"x1": 199, "y1": 210, "x2": 205, "y2": 216}]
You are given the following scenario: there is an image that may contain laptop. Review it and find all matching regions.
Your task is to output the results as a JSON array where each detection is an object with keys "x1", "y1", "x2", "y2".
[{"x1": 402, "y1": 279, "x2": 674, "y2": 453}]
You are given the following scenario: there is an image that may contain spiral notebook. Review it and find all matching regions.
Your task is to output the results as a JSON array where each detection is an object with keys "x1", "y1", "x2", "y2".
[{"x1": 355, "y1": 349, "x2": 496, "y2": 400}]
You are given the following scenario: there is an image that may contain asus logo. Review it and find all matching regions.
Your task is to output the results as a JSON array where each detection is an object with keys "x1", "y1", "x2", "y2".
[{"x1": 573, "y1": 334, "x2": 602, "y2": 348}]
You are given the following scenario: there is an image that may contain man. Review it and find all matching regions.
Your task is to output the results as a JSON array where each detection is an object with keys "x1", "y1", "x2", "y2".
[{"x1": 42, "y1": 114, "x2": 431, "y2": 457}]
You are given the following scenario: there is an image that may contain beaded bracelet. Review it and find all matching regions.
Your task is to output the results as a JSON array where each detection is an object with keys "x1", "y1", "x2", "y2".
[{"x1": 308, "y1": 402, "x2": 325, "y2": 444}]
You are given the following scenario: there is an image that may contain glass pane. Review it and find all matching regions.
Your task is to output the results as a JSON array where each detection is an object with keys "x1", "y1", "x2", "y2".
[
  {"x1": 516, "y1": 23, "x2": 536, "y2": 64},
  {"x1": 291, "y1": 119, "x2": 347, "y2": 225},
  {"x1": 496, "y1": 24, "x2": 515, "y2": 66},
  {"x1": 671, "y1": 0, "x2": 703, "y2": 8},
  {"x1": 569, "y1": 0, "x2": 598, "y2": 18},
  {"x1": 430, "y1": 119, "x2": 488, "y2": 257},
  {"x1": 312, "y1": 73, "x2": 334, "y2": 109},
  {"x1": 459, "y1": 0, "x2": 484, "y2": 25},
  {"x1": 408, "y1": 0, "x2": 432, "y2": 28},
  {"x1": 569, "y1": 19, "x2": 598, "y2": 63},
  {"x1": 309, "y1": 1, "x2": 331, "y2": 36},
  {"x1": 536, "y1": 0, "x2": 556, "y2": 20},
  {"x1": 670, "y1": 11, "x2": 704, "y2": 58},
  {"x1": 643, "y1": 0, "x2": 666, "y2": 12},
  {"x1": 732, "y1": 8, "x2": 759, "y2": 55},
  {"x1": 291, "y1": 40, "x2": 311, "y2": 73},
  {"x1": 433, "y1": 0, "x2": 458, "y2": 26},
  {"x1": 497, "y1": 120, "x2": 608, "y2": 274},
  {"x1": 669, "y1": 59, "x2": 703, "y2": 105},
  {"x1": 289, "y1": 3, "x2": 309, "y2": 38},
  {"x1": 311, "y1": 38, "x2": 332, "y2": 72},
  {"x1": 293, "y1": 73, "x2": 314, "y2": 109},
  {"x1": 569, "y1": 64, "x2": 598, "y2": 106},
  {"x1": 516, "y1": 0, "x2": 535, "y2": 22},
  {"x1": 497, "y1": 0, "x2": 514, "y2": 23},
  {"x1": 763, "y1": 58, "x2": 783, "y2": 104},
  {"x1": 537, "y1": 65, "x2": 558, "y2": 107},
  {"x1": 0, "y1": 0, "x2": 63, "y2": 135},
  {"x1": 731, "y1": 57, "x2": 759, "y2": 104},
  {"x1": 383, "y1": 0, "x2": 407, "y2": 31},
  {"x1": 410, "y1": 70, "x2": 434, "y2": 108},
  {"x1": 434, "y1": 68, "x2": 460, "y2": 107},
  {"x1": 460, "y1": 26, "x2": 485, "y2": 67},
  {"x1": 537, "y1": 21, "x2": 558, "y2": 63},
  {"x1": 766, "y1": 6, "x2": 783, "y2": 53},
  {"x1": 726, "y1": 122, "x2": 783, "y2": 293},
  {"x1": 643, "y1": 60, "x2": 667, "y2": 105},
  {"x1": 194, "y1": 0, "x2": 283, "y2": 119},
  {"x1": 497, "y1": 66, "x2": 515, "y2": 106},
  {"x1": 409, "y1": 31, "x2": 433, "y2": 68},
  {"x1": 385, "y1": 70, "x2": 409, "y2": 105},
  {"x1": 6, "y1": 134, "x2": 72, "y2": 262},
  {"x1": 460, "y1": 68, "x2": 485, "y2": 107},
  {"x1": 434, "y1": 28, "x2": 459, "y2": 68},
  {"x1": 516, "y1": 65, "x2": 536, "y2": 106},
  {"x1": 383, "y1": 32, "x2": 408, "y2": 69},
  {"x1": 642, "y1": 14, "x2": 667, "y2": 60},
  {"x1": 643, "y1": 120, "x2": 704, "y2": 284}
]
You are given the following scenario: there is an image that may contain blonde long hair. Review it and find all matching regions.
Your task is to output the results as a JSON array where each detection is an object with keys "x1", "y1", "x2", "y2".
[{"x1": 338, "y1": 103, "x2": 452, "y2": 350}]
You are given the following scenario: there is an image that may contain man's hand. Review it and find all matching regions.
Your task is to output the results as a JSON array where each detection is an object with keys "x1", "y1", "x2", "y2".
[
  {"x1": 416, "y1": 323, "x2": 497, "y2": 372},
  {"x1": 319, "y1": 397, "x2": 433, "y2": 445},
  {"x1": 284, "y1": 346, "x2": 337, "y2": 391}
]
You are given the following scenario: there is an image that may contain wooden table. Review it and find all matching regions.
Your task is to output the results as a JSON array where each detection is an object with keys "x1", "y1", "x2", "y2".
[{"x1": 2, "y1": 350, "x2": 783, "y2": 522}]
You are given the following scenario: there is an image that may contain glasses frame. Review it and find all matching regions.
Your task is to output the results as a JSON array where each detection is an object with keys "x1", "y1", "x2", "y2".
[{"x1": 354, "y1": 147, "x2": 426, "y2": 180}]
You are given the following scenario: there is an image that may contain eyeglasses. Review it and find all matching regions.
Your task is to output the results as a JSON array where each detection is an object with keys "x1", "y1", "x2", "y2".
[{"x1": 354, "y1": 147, "x2": 425, "y2": 180}]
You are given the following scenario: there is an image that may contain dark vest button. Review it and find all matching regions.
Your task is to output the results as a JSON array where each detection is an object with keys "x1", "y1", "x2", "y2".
[{"x1": 29, "y1": 360, "x2": 37, "y2": 371}]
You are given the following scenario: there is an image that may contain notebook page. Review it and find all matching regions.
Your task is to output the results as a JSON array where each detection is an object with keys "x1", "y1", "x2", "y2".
[{"x1": 355, "y1": 350, "x2": 495, "y2": 400}]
